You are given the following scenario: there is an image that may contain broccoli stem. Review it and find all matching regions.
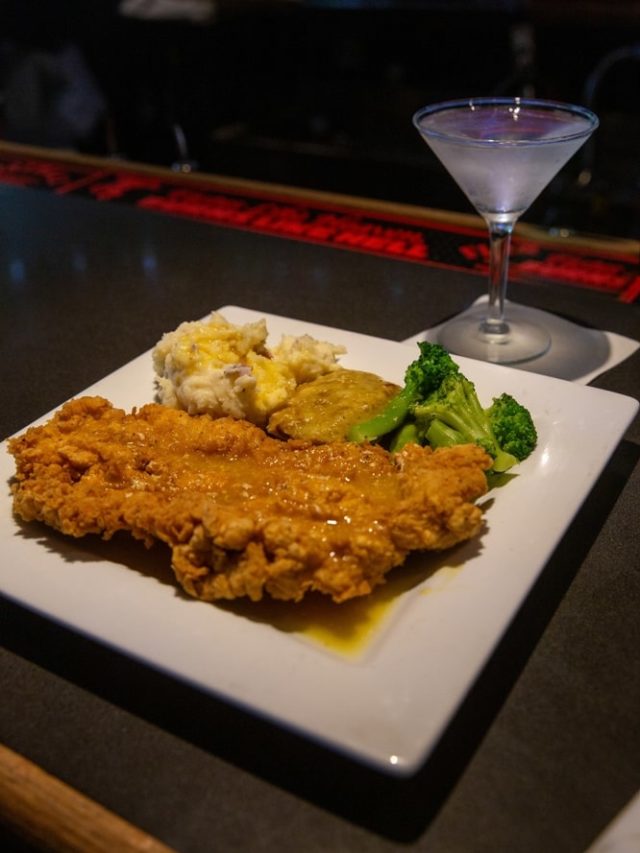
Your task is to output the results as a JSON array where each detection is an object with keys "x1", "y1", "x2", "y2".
[
  {"x1": 425, "y1": 419, "x2": 464, "y2": 448},
  {"x1": 426, "y1": 418, "x2": 517, "y2": 471},
  {"x1": 490, "y1": 448, "x2": 518, "y2": 473},
  {"x1": 346, "y1": 388, "x2": 413, "y2": 443},
  {"x1": 389, "y1": 420, "x2": 420, "y2": 452}
]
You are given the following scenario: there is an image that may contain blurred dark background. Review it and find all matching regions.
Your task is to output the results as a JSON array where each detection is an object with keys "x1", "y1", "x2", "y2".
[{"x1": 2, "y1": 0, "x2": 640, "y2": 238}]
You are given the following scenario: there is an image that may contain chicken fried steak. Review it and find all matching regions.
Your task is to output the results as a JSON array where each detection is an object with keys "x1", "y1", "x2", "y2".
[{"x1": 9, "y1": 397, "x2": 491, "y2": 603}]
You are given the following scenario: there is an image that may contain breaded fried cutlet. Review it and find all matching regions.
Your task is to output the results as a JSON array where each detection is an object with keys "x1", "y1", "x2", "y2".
[{"x1": 8, "y1": 397, "x2": 491, "y2": 603}]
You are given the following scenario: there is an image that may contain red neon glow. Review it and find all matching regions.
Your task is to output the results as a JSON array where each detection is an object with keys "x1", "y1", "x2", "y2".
[
  {"x1": 137, "y1": 190, "x2": 429, "y2": 260},
  {"x1": 0, "y1": 150, "x2": 637, "y2": 302}
]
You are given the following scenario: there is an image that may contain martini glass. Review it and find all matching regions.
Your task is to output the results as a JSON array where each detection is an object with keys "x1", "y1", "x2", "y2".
[{"x1": 413, "y1": 98, "x2": 599, "y2": 364}]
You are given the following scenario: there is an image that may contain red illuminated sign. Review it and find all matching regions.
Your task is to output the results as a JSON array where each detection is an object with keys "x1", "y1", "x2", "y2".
[{"x1": 0, "y1": 149, "x2": 638, "y2": 303}]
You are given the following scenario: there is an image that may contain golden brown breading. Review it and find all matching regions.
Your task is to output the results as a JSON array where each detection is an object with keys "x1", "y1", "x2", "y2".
[{"x1": 8, "y1": 397, "x2": 491, "y2": 603}]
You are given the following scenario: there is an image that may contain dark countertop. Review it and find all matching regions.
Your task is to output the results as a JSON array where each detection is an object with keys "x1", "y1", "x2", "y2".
[{"x1": 1, "y1": 172, "x2": 639, "y2": 853}]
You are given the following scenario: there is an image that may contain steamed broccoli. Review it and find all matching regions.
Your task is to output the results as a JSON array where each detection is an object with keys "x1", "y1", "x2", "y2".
[
  {"x1": 412, "y1": 374, "x2": 518, "y2": 473},
  {"x1": 347, "y1": 341, "x2": 537, "y2": 475},
  {"x1": 346, "y1": 341, "x2": 459, "y2": 444},
  {"x1": 486, "y1": 393, "x2": 537, "y2": 462}
]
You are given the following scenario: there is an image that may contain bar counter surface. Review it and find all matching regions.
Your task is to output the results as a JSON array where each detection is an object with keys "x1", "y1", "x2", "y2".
[{"x1": 1, "y1": 145, "x2": 639, "y2": 853}]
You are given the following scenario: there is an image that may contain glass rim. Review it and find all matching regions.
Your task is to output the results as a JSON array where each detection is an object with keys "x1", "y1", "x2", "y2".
[{"x1": 412, "y1": 97, "x2": 599, "y2": 146}]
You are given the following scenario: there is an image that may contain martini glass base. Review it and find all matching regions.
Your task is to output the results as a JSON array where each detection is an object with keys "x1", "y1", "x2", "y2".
[{"x1": 437, "y1": 309, "x2": 551, "y2": 364}]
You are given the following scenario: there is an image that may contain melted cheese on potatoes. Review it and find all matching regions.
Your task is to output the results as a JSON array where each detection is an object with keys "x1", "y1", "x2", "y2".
[{"x1": 152, "y1": 312, "x2": 345, "y2": 425}]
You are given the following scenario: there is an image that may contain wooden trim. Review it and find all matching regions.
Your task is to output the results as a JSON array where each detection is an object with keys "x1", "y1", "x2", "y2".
[
  {"x1": 0, "y1": 743, "x2": 176, "y2": 853},
  {"x1": 1, "y1": 140, "x2": 637, "y2": 258}
]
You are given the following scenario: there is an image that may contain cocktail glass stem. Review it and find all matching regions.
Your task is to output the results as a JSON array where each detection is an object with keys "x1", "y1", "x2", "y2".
[{"x1": 481, "y1": 217, "x2": 515, "y2": 339}]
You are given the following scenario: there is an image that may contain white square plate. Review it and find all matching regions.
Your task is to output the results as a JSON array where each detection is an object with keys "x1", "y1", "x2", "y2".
[{"x1": 1, "y1": 306, "x2": 637, "y2": 775}]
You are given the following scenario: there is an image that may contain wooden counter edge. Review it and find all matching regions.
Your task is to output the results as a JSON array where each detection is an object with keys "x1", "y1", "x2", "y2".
[
  {"x1": 0, "y1": 743, "x2": 177, "y2": 853},
  {"x1": 1, "y1": 139, "x2": 637, "y2": 259}
]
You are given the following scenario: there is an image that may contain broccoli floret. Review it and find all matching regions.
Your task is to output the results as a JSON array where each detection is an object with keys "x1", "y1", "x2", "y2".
[
  {"x1": 413, "y1": 374, "x2": 518, "y2": 473},
  {"x1": 486, "y1": 393, "x2": 537, "y2": 461},
  {"x1": 347, "y1": 342, "x2": 459, "y2": 443}
]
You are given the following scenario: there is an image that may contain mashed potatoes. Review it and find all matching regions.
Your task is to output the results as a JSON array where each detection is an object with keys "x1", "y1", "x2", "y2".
[{"x1": 152, "y1": 312, "x2": 346, "y2": 425}]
